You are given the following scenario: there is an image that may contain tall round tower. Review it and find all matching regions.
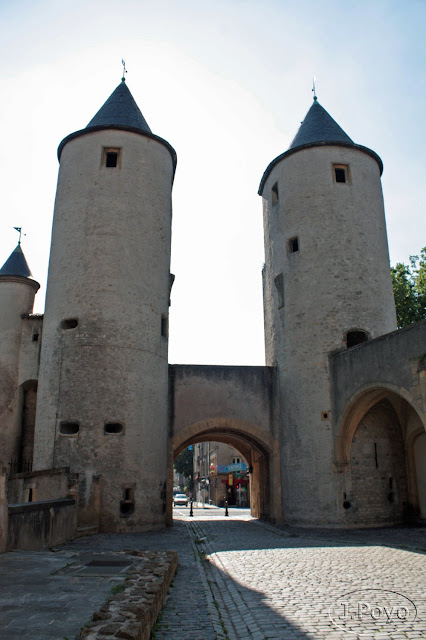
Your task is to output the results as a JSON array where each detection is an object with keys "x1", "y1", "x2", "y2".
[
  {"x1": 259, "y1": 98, "x2": 397, "y2": 525},
  {"x1": 34, "y1": 80, "x2": 176, "y2": 532},
  {"x1": 0, "y1": 244, "x2": 40, "y2": 467}
]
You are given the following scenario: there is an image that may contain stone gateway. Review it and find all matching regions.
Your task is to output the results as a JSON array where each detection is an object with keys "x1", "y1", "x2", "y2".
[{"x1": 0, "y1": 81, "x2": 425, "y2": 544}]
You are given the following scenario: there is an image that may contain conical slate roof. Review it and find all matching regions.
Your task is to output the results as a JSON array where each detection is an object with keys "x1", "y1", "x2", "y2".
[
  {"x1": 0, "y1": 244, "x2": 32, "y2": 278},
  {"x1": 86, "y1": 80, "x2": 152, "y2": 133},
  {"x1": 289, "y1": 100, "x2": 353, "y2": 150},
  {"x1": 57, "y1": 80, "x2": 177, "y2": 175},
  {"x1": 258, "y1": 99, "x2": 383, "y2": 195}
]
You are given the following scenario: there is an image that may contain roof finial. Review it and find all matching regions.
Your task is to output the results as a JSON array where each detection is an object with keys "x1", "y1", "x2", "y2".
[
  {"x1": 13, "y1": 226, "x2": 25, "y2": 245},
  {"x1": 312, "y1": 76, "x2": 317, "y2": 101},
  {"x1": 121, "y1": 59, "x2": 127, "y2": 82}
]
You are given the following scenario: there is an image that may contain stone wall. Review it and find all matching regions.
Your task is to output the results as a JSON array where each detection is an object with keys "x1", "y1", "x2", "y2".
[
  {"x1": 330, "y1": 319, "x2": 426, "y2": 431},
  {"x1": 170, "y1": 365, "x2": 275, "y2": 441},
  {"x1": 169, "y1": 364, "x2": 281, "y2": 523},
  {"x1": 7, "y1": 466, "x2": 73, "y2": 504},
  {"x1": 0, "y1": 465, "x2": 7, "y2": 554},
  {"x1": 343, "y1": 400, "x2": 408, "y2": 526},
  {"x1": 8, "y1": 498, "x2": 76, "y2": 550}
]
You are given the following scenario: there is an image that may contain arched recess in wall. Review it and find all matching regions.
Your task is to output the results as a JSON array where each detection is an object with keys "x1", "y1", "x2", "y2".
[
  {"x1": 19, "y1": 380, "x2": 38, "y2": 471},
  {"x1": 334, "y1": 385, "x2": 426, "y2": 524},
  {"x1": 170, "y1": 417, "x2": 278, "y2": 525}
]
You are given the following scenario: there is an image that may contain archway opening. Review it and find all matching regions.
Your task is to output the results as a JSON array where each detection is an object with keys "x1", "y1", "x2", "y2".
[
  {"x1": 170, "y1": 423, "x2": 274, "y2": 525},
  {"x1": 174, "y1": 441, "x2": 251, "y2": 510},
  {"x1": 335, "y1": 387, "x2": 426, "y2": 525},
  {"x1": 346, "y1": 399, "x2": 408, "y2": 525}
]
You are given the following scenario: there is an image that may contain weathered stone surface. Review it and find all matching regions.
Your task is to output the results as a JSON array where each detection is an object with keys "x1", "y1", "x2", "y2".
[{"x1": 75, "y1": 550, "x2": 178, "y2": 640}]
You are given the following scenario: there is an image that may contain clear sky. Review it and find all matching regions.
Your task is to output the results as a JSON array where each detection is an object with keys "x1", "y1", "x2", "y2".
[{"x1": 1, "y1": 0, "x2": 425, "y2": 365}]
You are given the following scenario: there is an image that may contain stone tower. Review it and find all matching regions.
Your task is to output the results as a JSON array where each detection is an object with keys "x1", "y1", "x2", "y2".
[
  {"x1": 33, "y1": 80, "x2": 177, "y2": 531},
  {"x1": 259, "y1": 99, "x2": 397, "y2": 525},
  {"x1": 0, "y1": 244, "x2": 40, "y2": 467}
]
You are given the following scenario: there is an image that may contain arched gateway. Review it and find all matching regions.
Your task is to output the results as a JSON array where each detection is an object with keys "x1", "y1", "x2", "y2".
[{"x1": 167, "y1": 365, "x2": 282, "y2": 525}]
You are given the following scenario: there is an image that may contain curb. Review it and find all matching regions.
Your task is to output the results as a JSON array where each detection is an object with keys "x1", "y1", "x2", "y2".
[{"x1": 76, "y1": 550, "x2": 178, "y2": 640}]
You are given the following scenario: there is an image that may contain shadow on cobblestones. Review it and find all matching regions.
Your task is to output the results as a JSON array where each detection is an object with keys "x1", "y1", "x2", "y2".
[{"x1": 1, "y1": 513, "x2": 424, "y2": 640}]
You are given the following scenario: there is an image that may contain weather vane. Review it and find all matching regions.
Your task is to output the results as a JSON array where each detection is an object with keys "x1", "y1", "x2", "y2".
[
  {"x1": 312, "y1": 76, "x2": 317, "y2": 101},
  {"x1": 121, "y1": 59, "x2": 127, "y2": 82},
  {"x1": 13, "y1": 226, "x2": 26, "y2": 245}
]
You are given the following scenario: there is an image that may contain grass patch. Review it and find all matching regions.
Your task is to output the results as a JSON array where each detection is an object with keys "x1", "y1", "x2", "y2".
[
  {"x1": 150, "y1": 609, "x2": 164, "y2": 639},
  {"x1": 111, "y1": 582, "x2": 126, "y2": 595}
]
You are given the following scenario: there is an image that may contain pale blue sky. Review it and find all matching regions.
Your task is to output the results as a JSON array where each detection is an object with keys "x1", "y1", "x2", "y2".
[{"x1": 1, "y1": 0, "x2": 425, "y2": 364}]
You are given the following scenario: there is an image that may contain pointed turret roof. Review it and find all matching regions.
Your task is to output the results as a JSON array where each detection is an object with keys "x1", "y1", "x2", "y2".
[
  {"x1": 288, "y1": 100, "x2": 353, "y2": 150},
  {"x1": 86, "y1": 80, "x2": 152, "y2": 133},
  {"x1": 0, "y1": 244, "x2": 32, "y2": 278},
  {"x1": 57, "y1": 80, "x2": 176, "y2": 175},
  {"x1": 258, "y1": 99, "x2": 382, "y2": 195}
]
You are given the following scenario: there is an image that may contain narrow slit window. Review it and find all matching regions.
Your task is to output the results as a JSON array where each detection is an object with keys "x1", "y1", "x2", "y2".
[
  {"x1": 161, "y1": 315, "x2": 168, "y2": 338},
  {"x1": 288, "y1": 237, "x2": 299, "y2": 253},
  {"x1": 271, "y1": 182, "x2": 279, "y2": 206},
  {"x1": 274, "y1": 273, "x2": 284, "y2": 309}
]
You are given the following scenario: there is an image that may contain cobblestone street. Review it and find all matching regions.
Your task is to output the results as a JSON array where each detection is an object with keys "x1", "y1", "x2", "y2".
[{"x1": 0, "y1": 507, "x2": 425, "y2": 639}]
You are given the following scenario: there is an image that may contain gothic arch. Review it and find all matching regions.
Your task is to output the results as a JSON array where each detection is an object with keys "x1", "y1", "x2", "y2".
[
  {"x1": 334, "y1": 383, "x2": 426, "y2": 522},
  {"x1": 334, "y1": 382, "x2": 426, "y2": 467}
]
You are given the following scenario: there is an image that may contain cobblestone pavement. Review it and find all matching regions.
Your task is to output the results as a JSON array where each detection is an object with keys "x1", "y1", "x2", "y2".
[{"x1": 0, "y1": 507, "x2": 425, "y2": 639}]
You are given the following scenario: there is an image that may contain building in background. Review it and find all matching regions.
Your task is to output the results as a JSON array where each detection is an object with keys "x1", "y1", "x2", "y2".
[{"x1": 193, "y1": 442, "x2": 250, "y2": 507}]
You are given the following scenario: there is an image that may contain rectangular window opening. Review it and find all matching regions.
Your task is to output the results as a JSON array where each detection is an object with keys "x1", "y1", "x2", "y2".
[
  {"x1": 120, "y1": 485, "x2": 135, "y2": 517},
  {"x1": 333, "y1": 164, "x2": 349, "y2": 184},
  {"x1": 288, "y1": 237, "x2": 299, "y2": 253},
  {"x1": 102, "y1": 147, "x2": 121, "y2": 169},
  {"x1": 106, "y1": 152, "x2": 118, "y2": 168},
  {"x1": 161, "y1": 315, "x2": 168, "y2": 338}
]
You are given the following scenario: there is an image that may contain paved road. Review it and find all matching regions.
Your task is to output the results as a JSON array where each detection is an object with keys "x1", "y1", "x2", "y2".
[{"x1": 0, "y1": 506, "x2": 425, "y2": 639}]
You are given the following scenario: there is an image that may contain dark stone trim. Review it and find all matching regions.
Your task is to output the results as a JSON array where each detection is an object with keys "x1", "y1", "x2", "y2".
[
  {"x1": 258, "y1": 141, "x2": 383, "y2": 195},
  {"x1": 57, "y1": 125, "x2": 177, "y2": 178}
]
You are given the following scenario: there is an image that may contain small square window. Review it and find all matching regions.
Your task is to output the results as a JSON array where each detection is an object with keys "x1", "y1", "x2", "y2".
[
  {"x1": 333, "y1": 164, "x2": 349, "y2": 183},
  {"x1": 288, "y1": 237, "x2": 299, "y2": 253},
  {"x1": 102, "y1": 147, "x2": 121, "y2": 169},
  {"x1": 106, "y1": 152, "x2": 118, "y2": 168}
]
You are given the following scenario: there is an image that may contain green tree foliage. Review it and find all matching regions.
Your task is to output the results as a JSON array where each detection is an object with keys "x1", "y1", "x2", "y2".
[
  {"x1": 174, "y1": 447, "x2": 194, "y2": 479},
  {"x1": 391, "y1": 248, "x2": 426, "y2": 328}
]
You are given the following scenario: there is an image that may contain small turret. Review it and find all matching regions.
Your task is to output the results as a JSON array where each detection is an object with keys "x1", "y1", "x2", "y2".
[
  {"x1": 0, "y1": 243, "x2": 33, "y2": 278},
  {"x1": 0, "y1": 243, "x2": 39, "y2": 468}
]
